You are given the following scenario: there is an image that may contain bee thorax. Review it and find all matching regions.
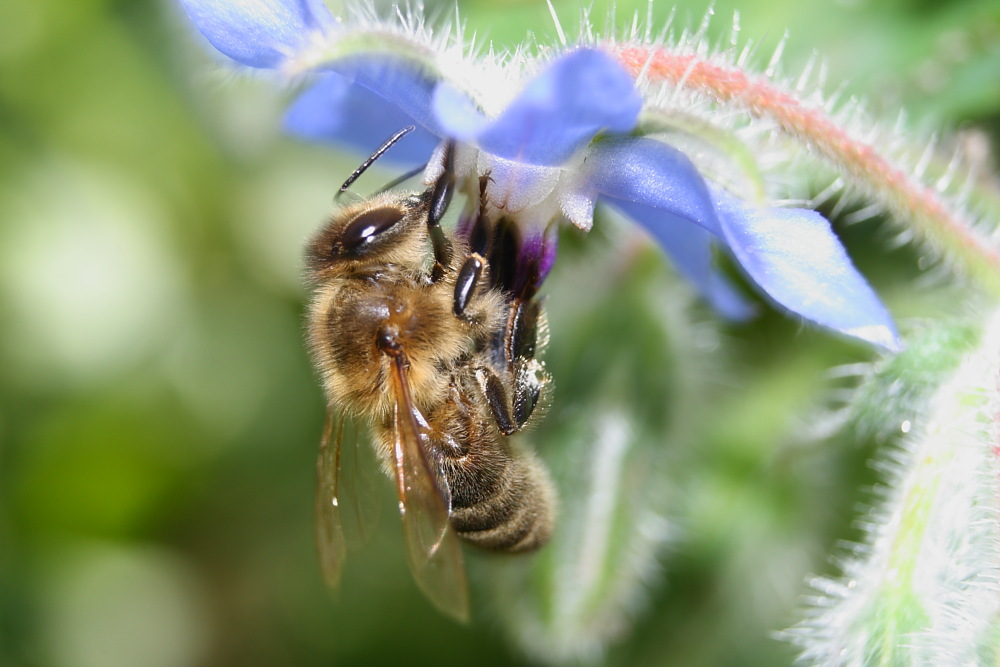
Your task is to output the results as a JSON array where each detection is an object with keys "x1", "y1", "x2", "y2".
[{"x1": 310, "y1": 278, "x2": 465, "y2": 417}]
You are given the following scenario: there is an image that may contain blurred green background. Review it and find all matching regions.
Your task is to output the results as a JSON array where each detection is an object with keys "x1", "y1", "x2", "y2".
[{"x1": 0, "y1": 0, "x2": 997, "y2": 665}]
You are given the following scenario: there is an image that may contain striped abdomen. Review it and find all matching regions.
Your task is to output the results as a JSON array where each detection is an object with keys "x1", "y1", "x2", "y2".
[{"x1": 445, "y1": 441, "x2": 554, "y2": 552}]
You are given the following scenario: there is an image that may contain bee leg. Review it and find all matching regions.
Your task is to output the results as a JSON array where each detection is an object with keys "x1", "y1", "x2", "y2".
[
  {"x1": 451, "y1": 171, "x2": 496, "y2": 316},
  {"x1": 496, "y1": 299, "x2": 544, "y2": 426},
  {"x1": 507, "y1": 299, "x2": 541, "y2": 361},
  {"x1": 467, "y1": 172, "x2": 494, "y2": 257},
  {"x1": 451, "y1": 174, "x2": 494, "y2": 316},
  {"x1": 474, "y1": 367, "x2": 517, "y2": 436},
  {"x1": 453, "y1": 253, "x2": 486, "y2": 317},
  {"x1": 511, "y1": 357, "x2": 547, "y2": 427},
  {"x1": 427, "y1": 141, "x2": 456, "y2": 281}
]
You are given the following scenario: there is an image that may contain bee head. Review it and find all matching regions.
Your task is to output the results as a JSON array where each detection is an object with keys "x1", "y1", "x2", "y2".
[{"x1": 306, "y1": 192, "x2": 429, "y2": 279}]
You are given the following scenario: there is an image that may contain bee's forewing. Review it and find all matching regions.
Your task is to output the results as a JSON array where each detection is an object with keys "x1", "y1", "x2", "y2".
[
  {"x1": 315, "y1": 407, "x2": 384, "y2": 590},
  {"x1": 388, "y1": 355, "x2": 470, "y2": 623},
  {"x1": 315, "y1": 407, "x2": 347, "y2": 588},
  {"x1": 339, "y1": 415, "x2": 383, "y2": 547}
]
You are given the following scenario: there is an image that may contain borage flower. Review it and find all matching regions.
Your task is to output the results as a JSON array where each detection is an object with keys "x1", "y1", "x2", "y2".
[{"x1": 178, "y1": 0, "x2": 899, "y2": 349}]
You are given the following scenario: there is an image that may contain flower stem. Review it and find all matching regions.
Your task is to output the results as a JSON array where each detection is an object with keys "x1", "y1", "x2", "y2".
[
  {"x1": 614, "y1": 46, "x2": 1000, "y2": 296},
  {"x1": 785, "y1": 309, "x2": 1000, "y2": 664}
]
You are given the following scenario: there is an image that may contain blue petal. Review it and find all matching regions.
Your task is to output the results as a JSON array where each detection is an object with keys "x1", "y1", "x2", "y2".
[
  {"x1": 284, "y1": 73, "x2": 440, "y2": 166},
  {"x1": 319, "y1": 56, "x2": 444, "y2": 138},
  {"x1": 431, "y1": 83, "x2": 490, "y2": 140},
  {"x1": 713, "y1": 189, "x2": 900, "y2": 350},
  {"x1": 434, "y1": 49, "x2": 641, "y2": 166},
  {"x1": 582, "y1": 136, "x2": 897, "y2": 345},
  {"x1": 585, "y1": 137, "x2": 724, "y2": 235},
  {"x1": 606, "y1": 199, "x2": 757, "y2": 320},
  {"x1": 179, "y1": 0, "x2": 336, "y2": 68}
]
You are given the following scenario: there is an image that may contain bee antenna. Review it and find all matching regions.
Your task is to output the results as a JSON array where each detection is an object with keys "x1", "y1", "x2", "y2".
[
  {"x1": 336, "y1": 126, "x2": 417, "y2": 201},
  {"x1": 373, "y1": 163, "x2": 427, "y2": 196}
]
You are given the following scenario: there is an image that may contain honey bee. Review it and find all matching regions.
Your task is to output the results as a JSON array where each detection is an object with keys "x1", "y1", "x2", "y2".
[{"x1": 306, "y1": 130, "x2": 556, "y2": 621}]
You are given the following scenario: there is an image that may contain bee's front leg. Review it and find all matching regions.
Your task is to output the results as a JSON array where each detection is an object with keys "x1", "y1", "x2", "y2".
[{"x1": 426, "y1": 140, "x2": 456, "y2": 280}]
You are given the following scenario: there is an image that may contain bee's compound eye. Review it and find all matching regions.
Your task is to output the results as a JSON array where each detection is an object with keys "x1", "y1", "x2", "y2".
[{"x1": 341, "y1": 207, "x2": 405, "y2": 253}]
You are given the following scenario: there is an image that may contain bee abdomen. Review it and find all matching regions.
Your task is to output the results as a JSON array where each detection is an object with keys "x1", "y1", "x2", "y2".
[{"x1": 448, "y1": 450, "x2": 555, "y2": 553}]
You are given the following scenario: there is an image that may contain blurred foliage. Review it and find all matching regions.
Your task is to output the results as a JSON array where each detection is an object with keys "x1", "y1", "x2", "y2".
[{"x1": 0, "y1": 0, "x2": 997, "y2": 665}]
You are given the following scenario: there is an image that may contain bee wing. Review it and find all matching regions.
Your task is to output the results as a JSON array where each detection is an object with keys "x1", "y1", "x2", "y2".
[
  {"x1": 387, "y1": 355, "x2": 470, "y2": 622},
  {"x1": 315, "y1": 407, "x2": 382, "y2": 588},
  {"x1": 315, "y1": 407, "x2": 347, "y2": 588}
]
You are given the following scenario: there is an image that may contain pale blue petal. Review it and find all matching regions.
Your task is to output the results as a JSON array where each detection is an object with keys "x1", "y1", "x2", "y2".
[
  {"x1": 584, "y1": 137, "x2": 723, "y2": 235},
  {"x1": 607, "y1": 199, "x2": 756, "y2": 320},
  {"x1": 713, "y1": 189, "x2": 900, "y2": 350},
  {"x1": 435, "y1": 49, "x2": 641, "y2": 166},
  {"x1": 319, "y1": 56, "x2": 443, "y2": 137},
  {"x1": 582, "y1": 136, "x2": 895, "y2": 342},
  {"x1": 283, "y1": 73, "x2": 439, "y2": 166},
  {"x1": 431, "y1": 84, "x2": 490, "y2": 140},
  {"x1": 179, "y1": 0, "x2": 336, "y2": 68}
]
